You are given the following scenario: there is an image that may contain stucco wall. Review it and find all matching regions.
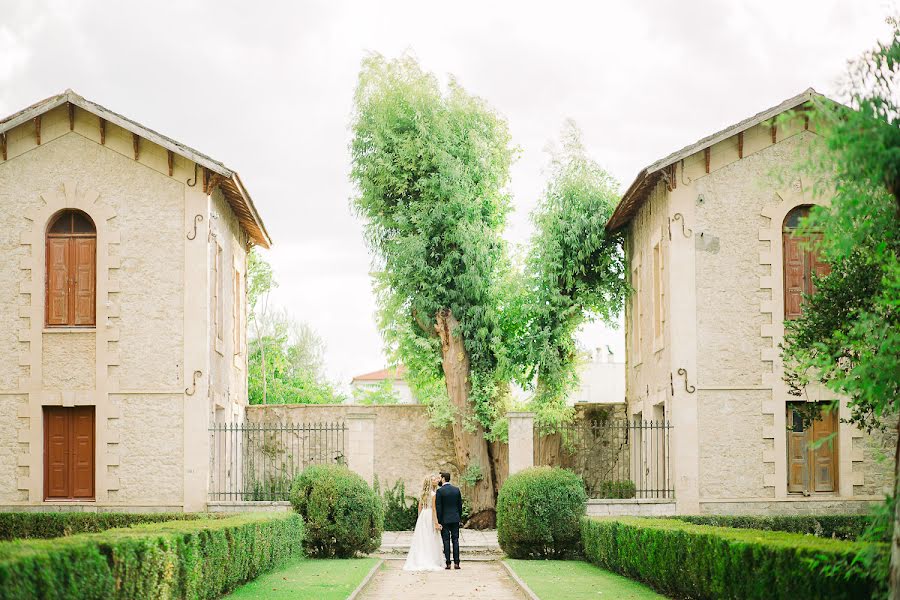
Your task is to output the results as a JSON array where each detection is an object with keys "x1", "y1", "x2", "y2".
[
  {"x1": 0, "y1": 396, "x2": 27, "y2": 503},
  {"x1": 698, "y1": 390, "x2": 769, "y2": 499},
  {"x1": 208, "y1": 188, "x2": 248, "y2": 424},
  {"x1": 626, "y1": 182, "x2": 672, "y2": 419},
  {"x1": 109, "y1": 394, "x2": 184, "y2": 504},
  {"x1": 246, "y1": 404, "x2": 456, "y2": 497},
  {"x1": 42, "y1": 333, "x2": 95, "y2": 390}
]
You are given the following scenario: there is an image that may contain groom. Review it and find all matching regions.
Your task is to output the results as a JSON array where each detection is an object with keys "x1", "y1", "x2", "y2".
[{"x1": 434, "y1": 471, "x2": 463, "y2": 570}]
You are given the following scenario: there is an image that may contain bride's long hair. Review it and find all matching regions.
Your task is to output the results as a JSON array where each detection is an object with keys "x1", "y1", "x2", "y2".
[{"x1": 419, "y1": 473, "x2": 436, "y2": 507}]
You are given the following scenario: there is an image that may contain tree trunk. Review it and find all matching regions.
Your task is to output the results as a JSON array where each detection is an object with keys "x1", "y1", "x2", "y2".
[
  {"x1": 435, "y1": 309, "x2": 497, "y2": 529},
  {"x1": 536, "y1": 431, "x2": 563, "y2": 467},
  {"x1": 890, "y1": 415, "x2": 900, "y2": 598}
]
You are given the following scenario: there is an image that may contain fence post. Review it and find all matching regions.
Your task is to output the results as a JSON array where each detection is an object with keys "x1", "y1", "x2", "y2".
[
  {"x1": 508, "y1": 412, "x2": 535, "y2": 475},
  {"x1": 347, "y1": 412, "x2": 376, "y2": 485}
]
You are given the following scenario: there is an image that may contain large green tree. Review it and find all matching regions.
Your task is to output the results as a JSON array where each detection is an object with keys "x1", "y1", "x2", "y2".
[
  {"x1": 350, "y1": 55, "x2": 516, "y2": 526},
  {"x1": 516, "y1": 121, "x2": 627, "y2": 430},
  {"x1": 781, "y1": 16, "x2": 900, "y2": 596}
]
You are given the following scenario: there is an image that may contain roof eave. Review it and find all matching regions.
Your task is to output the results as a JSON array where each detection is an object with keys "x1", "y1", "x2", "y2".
[{"x1": 605, "y1": 88, "x2": 822, "y2": 234}]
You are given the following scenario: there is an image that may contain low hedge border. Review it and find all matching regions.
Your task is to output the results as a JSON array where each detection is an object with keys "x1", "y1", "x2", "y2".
[
  {"x1": 671, "y1": 514, "x2": 875, "y2": 541},
  {"x1": 0, "y1": 512, "x2": 212, "y2": 541},
  {"x1": 581, "y1": 516, "x2": 885, "y2": 600},
  {"x1": 0, "y1": 512, "x2": 305, "y2": 600}
]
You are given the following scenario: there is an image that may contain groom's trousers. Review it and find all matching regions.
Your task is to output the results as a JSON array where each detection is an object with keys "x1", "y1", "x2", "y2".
[{"x1": 440, "y1": 522, "x2": 460, "y2": 565}]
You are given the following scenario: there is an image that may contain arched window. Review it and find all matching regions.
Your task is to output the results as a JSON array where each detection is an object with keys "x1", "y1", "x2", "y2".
[
  {"x1": 46, "y1": 210, "x2": 96, "y2": 327},
  {"x1": 782, "y1": 205, "x2": 829, "y2": 320}
]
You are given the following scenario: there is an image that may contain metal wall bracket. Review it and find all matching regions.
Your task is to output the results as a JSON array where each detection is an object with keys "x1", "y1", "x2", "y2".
[
  {"x1": 672, "y1": 213, "x2": 693, "y2": 238},
  {"x1": 185, "y1": 370, "x2": 203, "y2": 396},
  {"x1": 186, "y1": 214, "x2": 204, "y2": 240},
  {"x1": 677, "y1": 368, "x2": 696, "y2": 393}
]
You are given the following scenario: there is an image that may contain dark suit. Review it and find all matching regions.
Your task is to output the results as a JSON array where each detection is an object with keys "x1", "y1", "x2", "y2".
[{"x1": 435, "y1": 482, "x2": 463, "y2": 566}]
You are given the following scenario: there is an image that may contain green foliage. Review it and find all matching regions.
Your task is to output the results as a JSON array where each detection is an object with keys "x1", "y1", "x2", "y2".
[
  {"x1": 350, "y1": 53, "x2": 516, "y2": 435},
  {"x1": 248, "y1": 310, "x2": 346, "y2": 405},
  {"x1": 373, "y1": 478, "x2": 418, "y2": 531},
  {"x1": 580, "y1": 516, "x2": 884, "y2": 600},
  {"x1": 497, "y1": 466, "x2": 587, "y2": 558},
  {"x1": 512, "y1": 122, "x2": 627, "y2": 428},
  {"x1": 289, "y1": 465, "x2": 383, "y2": 557},
  {"x1": 672, "y1": 514, "x2": 877, "y2": 541},
  {"x1": 0, "y1": 512, "x2": 208, "y2": 542},
  {"x1": 0, "y1": 513, "x2": 305, "y2": 600},
  {"x1": 460, "y1": 463, "x2": 483, "y2": 487},
  {"x1": 352, "y1": 378, "x2": 401, "y2": 405},
  {"x1": 247, "y1": 249, "x2": 276, "y2": 319},
  {"x1": 595, "y1": 480, "x2": 636, "y2": 500}
]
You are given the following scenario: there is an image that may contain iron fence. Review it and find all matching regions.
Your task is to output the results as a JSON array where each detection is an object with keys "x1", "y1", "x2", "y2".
[
  {"x1": 535, "y1": 419, "x2": 673, "y2": 499},
  {"x1": 209, "y1": 421, "x2": 347, "y2": 501}
]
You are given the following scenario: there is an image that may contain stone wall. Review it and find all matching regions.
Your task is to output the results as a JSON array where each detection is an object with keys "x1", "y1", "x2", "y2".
[{"x1": 246, "y1": 404, "x2": 457, "y2": 499}]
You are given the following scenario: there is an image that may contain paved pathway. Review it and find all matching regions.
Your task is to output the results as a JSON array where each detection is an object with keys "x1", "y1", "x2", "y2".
[{"x1": 360, "y1": 560, "x2": 526, "y2": 600}]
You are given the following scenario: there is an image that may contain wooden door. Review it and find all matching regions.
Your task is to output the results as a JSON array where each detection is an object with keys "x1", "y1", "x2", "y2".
[
  {"x1": 44, "y1": 407, "x2": 95, "y2": 500},
  {"x1": 786, "y1": 405, "x2": 836, "y2": 494},
  {"x1": 812, "y1": 411, "x2": 837, "y2": 492}
]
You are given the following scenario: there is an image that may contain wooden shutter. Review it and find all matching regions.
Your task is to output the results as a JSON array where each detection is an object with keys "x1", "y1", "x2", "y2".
[
  {"x1": 787, "y1": 409, "x2": 807, "y2": 493},
  {"x1": 46, "y1": 238, "x2": 70, "y2": 326},
  {"x1": 44, "y1": 408, "x2": 69, "y2": 498},
  {"x1": 71, "y1": 407, "x2": 95, "y2": 498},
  {"x1": 783, "y1": 233, "x2": 805, "y2": 320},
  {"x1": 72, "y1": 238, "x2": 96, "y2": 325},
  {"x1": 811, "y1": 411, "x2": 837, "y2": 493},
  {"x1": 807, "y1": 235, "x2": 831, "y2": 297}
]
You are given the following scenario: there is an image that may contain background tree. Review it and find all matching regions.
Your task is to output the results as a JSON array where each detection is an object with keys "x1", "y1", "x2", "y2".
[
  {"x1": 516, "y1": 121, "x2": 627, "y2": 431},
  {"x1": 350, "y1": 54, "x2": 516, "y2": 527},
  {"x1": 781, "y1": 16, "x2": 900, "y2": 597},
  {"x1": 247, "y1": 250, "x2": 345, "y2": 405}
]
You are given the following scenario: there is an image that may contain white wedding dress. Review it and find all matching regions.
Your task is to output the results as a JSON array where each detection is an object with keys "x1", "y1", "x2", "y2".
[{"x1": 403, "y1": 491, "x2": 445, "y2": 571}]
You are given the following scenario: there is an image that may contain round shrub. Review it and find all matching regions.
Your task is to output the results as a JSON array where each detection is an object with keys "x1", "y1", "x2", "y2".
[
  {"x1": 497, "y1": 466, "x2": 587, "y2": 559},
  {"x1": 289, "y1": 464, "x2": 384, "y2": 558}
]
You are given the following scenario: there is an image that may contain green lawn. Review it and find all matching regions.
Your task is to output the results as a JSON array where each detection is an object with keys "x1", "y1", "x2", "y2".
[
  {"x1": 223, "y1": 557, "x2": 380, "y2": 600},
  {"x1": 505, "y1": 559, "x2": 666, "y2": 600}
]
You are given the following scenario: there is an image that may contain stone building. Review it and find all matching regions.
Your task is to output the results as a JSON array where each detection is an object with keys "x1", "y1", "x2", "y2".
[
  {"x1": 0, "y1": 90, "x2": 270, "y2": 512},
  {"x1": 608, "y1": 88, "x2": 893, "y2": 515}
]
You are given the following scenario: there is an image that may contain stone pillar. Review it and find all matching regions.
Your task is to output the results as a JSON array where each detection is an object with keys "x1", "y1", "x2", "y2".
[
  {"x1": 508, "y1": 412, "x2": 535, "y2": 475},
  {"x1": 347, "y1": 412, "x2": 376, "y2": 485}
]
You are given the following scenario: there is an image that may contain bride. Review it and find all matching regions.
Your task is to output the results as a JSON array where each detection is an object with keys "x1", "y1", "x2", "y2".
[{"x1": 403, "y1": 473, "x2": 445, "y2": 571}]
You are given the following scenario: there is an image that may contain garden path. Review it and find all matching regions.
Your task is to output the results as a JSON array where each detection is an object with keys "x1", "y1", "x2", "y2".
[{"x1": 360, "y1": 560, "x2": 526, "y2": 599}]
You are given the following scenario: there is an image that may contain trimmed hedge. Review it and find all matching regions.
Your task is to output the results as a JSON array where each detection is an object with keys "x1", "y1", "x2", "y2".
[
  {"x1": 290, "y1": 464, "x2": 383, "y2": 557},
  {"x1": 497, "y1": 467, "x2": 587, "y2": 559},
  {"x1": 672, "y1": 514, "x2": 876, "y2": 541},
  {"x1": 581, "y1": 516, "x2": 885, "y2": 600},
  {"x1": 0, "y1": 512, "x2": 305, "y2": 600},
  {"x1": 0, "y1": 512, "x2": 209, "y2": 541}
]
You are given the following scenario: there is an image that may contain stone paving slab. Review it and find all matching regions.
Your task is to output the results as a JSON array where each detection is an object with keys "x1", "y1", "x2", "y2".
[{"x1": 360, "y1": 560, "x2": 526, "y2": 600}]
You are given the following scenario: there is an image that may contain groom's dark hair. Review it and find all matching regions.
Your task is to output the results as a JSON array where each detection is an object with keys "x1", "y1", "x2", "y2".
[{"x1": 440, "y1": 471, "x2": 451, "y2": 483}]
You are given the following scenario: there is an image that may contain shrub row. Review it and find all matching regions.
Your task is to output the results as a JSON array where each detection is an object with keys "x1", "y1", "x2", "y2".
[
  {"x1": 671, "y1": 514, "x2": 876, "y2": 541},
  {"x1": 497, "y1": 467, "x2": 587, "y2": 559},
  {"x1": 0, "y1": 512, "x2": 305, "y2": 600},
  {"x1": 581, "y1": 516, "x2": 885, "y2": 600},
  {"x1": 0, "y1": 512, "x2": 210, "y2": 541}
]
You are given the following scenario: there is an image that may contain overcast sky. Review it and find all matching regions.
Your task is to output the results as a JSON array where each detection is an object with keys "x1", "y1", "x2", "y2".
[{"x1": 0, "y1": 1, "x2": 893, "y2": 387}]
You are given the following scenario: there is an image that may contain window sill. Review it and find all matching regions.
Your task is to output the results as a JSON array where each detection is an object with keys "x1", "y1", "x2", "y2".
[{"x1": 43, "y1": 327, "x2": 96, "y2": 334}]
